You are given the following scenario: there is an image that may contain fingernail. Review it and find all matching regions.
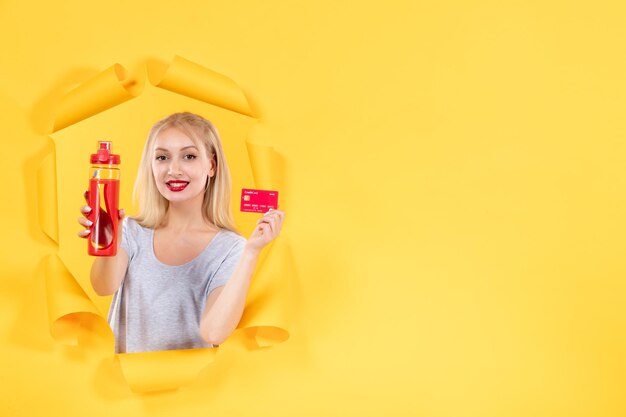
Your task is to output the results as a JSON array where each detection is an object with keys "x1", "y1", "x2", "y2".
[{"x1": 86, "y1": 220, "x2": 93, "y2": 226}]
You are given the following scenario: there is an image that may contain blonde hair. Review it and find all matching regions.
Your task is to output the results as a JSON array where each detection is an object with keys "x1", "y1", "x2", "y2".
[{"x1": 133, "y1": 112, "x2": 238, "y2": 233}]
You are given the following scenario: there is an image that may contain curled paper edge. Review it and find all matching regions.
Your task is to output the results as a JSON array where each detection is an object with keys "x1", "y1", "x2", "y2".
[
  {"x1": 238, "y1": 136, "x2": 295, "y2": 348},
  {"x1": 44, "y1": 254, "x2": 108, "y2": 346},
  {"x1": 238, "y1": 236, "x2": 295, "y2": 348},
  {"x1": 246, "y1": 141, "x2": 280, "y2": 192},
  {"x1": 53, "y1": 64, "x2": 142, "y2": 132},
  {"x1": 147, "y1": 55, "x2": 254, "y2": 117},
  {"x1": 38, "y1": 148, "x2": 58, "y2": 243},
  {"x1": 116, "y1": 348, "x2": 218, "y2": 393},
  {"x1": 238, "y1": 326, "x2": 290, "y2": 349}
]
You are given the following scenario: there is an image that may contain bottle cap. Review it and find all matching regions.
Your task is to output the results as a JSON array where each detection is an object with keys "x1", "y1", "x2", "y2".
[{"x1": 90, "y1": 141, "x2": 121, "y2": 164}]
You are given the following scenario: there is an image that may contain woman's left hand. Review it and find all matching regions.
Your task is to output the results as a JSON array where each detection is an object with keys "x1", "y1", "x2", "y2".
[{"x1": 246, "y1": 209, "x2": 285, "y2": 252}]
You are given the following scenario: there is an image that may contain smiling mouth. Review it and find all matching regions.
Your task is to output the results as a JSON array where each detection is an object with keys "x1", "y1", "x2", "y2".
[{"x1": 166, "y1": 181, "x2": 189, "y2": 192}]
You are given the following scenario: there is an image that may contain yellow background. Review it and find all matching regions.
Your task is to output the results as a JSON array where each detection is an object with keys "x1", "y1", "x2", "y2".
[{"x1": 1, "y1": 1, "x2": 626, "y2": 416}]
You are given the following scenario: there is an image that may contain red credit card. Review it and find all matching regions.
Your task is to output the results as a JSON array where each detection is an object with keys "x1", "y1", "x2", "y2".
[{"x1": 240, "y1": 188, "x2": 279, "y2": 213}]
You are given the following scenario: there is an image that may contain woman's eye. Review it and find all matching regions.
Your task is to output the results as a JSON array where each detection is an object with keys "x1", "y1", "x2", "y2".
[
  {"x1": 184, "y1": 154, "x2": 197, "y2": 160},
  {"x1": 155, "y1": 155, "x2": 167, "y2": 161}
]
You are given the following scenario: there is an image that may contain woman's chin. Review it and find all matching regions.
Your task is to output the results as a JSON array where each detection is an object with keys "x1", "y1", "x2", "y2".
[{"x1": 159, "y1": 188, "x2": 205, "y2": 204}]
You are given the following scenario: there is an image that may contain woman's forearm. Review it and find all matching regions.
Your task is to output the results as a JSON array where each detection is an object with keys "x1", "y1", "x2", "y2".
[
  {"x1": 90, "y1": 249, "x2": 129, "y2": 296},
  {"x1": 200, "y1": 246, "x2": 260, "y2": 345}
]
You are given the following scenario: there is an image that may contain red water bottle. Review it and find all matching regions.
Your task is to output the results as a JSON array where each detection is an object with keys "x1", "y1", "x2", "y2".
[{"x1": 87, "y1": 141, "x2": 121, "y2": 256}]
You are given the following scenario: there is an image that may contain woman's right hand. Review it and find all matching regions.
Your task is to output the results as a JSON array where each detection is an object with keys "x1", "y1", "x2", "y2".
[
  {"x1": 78, "y1": 192, "x2": 128, "y2": 296},
  {"x1": 77, "y1": 204, "x2": 93, "y2": 238},
  {"x1": 77, "y1": 191, "x2": 125, "y2": 239}
]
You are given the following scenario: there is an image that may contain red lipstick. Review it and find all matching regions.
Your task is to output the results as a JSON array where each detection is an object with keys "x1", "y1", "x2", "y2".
[{"x1": 166, "y1": 181, "x2": 189, "y2": 192}]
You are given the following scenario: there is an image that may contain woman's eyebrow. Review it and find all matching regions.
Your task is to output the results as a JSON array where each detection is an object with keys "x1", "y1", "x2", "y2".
[{"x1": 154, "y1": 145, "x2": 198, "y2": 152}]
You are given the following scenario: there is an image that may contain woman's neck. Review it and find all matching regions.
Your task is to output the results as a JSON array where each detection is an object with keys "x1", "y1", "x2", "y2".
[{"x1": 161, "y1": 201, "x2": 217, "y2": 233}]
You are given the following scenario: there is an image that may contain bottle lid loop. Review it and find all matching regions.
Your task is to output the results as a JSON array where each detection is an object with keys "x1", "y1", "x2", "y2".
[{"x1": 90, "y1": 141, "x2": 121, "y2": 164}]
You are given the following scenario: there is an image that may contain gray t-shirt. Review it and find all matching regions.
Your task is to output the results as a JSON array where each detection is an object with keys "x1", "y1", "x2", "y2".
[{"x1": 107, "y1": 218, "x2": 246, "y2": 353}]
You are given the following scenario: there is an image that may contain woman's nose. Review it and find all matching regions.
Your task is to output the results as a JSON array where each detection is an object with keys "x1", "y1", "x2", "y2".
[{"x1": 167, "y1": 160, "x2": 182, "y2": 176}]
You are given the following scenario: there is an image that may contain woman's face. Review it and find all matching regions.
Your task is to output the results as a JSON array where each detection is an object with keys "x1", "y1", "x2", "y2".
[{"x1": 151, "y1": 127, "x2": 215, "y2": 205}]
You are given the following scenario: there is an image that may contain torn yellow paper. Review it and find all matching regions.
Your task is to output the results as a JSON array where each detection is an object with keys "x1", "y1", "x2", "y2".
[
  {"x1": 44, "y1": 55, "x2": 292, "y2": 393},
  {"x1": 44, "y1": 254, "x2": 109, "y2": 346},
  {"x1": 53, "y1": 64, "x2": 141, "y2": 132},
  {"x1": 148, "y1": 56, "x2": 254, "y2": 117},
  {"x1": 238, "y1": 236, "x2": 293, "y2": 347},
  {"x1": 117, "y1": 348, "x2": 218, "y2": 393},
  {"x1": 237, "y1": 132, "x2": 292, "y2": 347},
  {"x1": 37, "y1": 150, "x2": 58, "y2": 243},
  {"x1": 246, "y1": 141, "x2": 281, "y2": 192}
]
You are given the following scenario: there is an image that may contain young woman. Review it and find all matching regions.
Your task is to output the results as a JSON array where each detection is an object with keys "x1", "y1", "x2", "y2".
[{"x1": 78, "y1": 112, "x2": 284, "y2": 353}]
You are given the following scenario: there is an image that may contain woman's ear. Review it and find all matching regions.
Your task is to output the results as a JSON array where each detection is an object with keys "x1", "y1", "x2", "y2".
[{"x1": 209, "y1": 155, "x2": 217, "y2": 177}]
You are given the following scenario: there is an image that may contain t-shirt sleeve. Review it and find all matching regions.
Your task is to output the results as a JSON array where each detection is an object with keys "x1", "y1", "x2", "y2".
[
  {"x1": 206, "y1": 236, "x2": 246, "y2": 296},
  {"x1": 120, "y1": 217, "x2": 138, "y2": 260}
]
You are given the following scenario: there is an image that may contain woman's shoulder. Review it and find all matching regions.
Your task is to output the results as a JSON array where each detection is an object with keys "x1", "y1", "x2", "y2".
[
  {"x1": 123, "y1": 217, "x2": 152, "y2": 236},
  {"x1": 216, "y1": 229, "x2": 247, "y2": 248}
]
